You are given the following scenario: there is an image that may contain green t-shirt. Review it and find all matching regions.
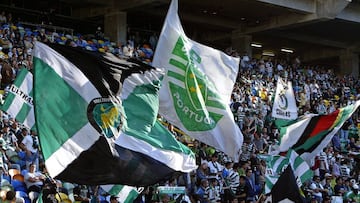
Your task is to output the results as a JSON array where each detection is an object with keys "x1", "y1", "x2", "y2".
[{"x1": 344, "y1": 191, "x2": 360, "y2": 202}]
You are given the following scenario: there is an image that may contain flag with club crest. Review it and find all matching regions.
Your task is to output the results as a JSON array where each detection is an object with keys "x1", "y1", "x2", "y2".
[
  {"x1": 272, "y1": 77, "x2": 298, "y2": 120},
  {"x1": 152, "y1": 0, "x2": 243, "y2": 160},
  {"x1": 33, "y1": 42, "x2": 196, "y2": 186}
]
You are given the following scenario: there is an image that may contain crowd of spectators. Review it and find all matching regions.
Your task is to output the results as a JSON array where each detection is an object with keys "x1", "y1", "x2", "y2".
[
  {"x1": 0, "y1": 10, "x2": 159, "y2": 203},
  {"x1": 0, "y1": 9, "x2": 360, "y2": 203}
]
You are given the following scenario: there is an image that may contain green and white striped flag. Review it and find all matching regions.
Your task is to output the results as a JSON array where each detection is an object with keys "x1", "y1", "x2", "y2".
[
  {"x1": 259, "y1": 149, "x2": 313, "y2": 194},
  {"x1": 1, "y1": 68, "x2": 35, "y2": 130},
  {"x1": 101, "y1": 185, "x2": 143, "y2": 203}
]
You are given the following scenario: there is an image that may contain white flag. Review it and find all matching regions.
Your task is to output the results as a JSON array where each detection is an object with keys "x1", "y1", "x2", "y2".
[
  {"x1": 1, "y1": 68, "x2": 35, "y2": 130},
  {"x1": 272, "y1": 77, "x2": 298, "y2": 120},
  {"x1": 152, "y1": 0, "x2": 243, "y2": 160}
]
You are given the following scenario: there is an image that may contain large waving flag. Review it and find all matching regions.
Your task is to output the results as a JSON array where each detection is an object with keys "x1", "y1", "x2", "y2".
[
  {"x1": 33, "y1": 42, "x2": 196, "y2": 186},
  {"x1": 276, "y1": 100, "x2": 360, "y2": 162},
  {"x1": 259, "y1": 149, "x2": 312, "y2": 194},
  {"x1": 0, "y1": 68, "x2": 35, "y2": 129},
  {"x1": 272, "y1": 77, "x2": 298, "y2": 120},
  {"x1": 152, "y1": 0, "x2": 243, "y2": 160},
  {"x1": 116, "y1": 60, "x2": 196, "y2": 185}
]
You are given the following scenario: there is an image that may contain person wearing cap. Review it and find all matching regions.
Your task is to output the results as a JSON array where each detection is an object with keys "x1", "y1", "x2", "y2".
[
  {"x1": 343, "y1": 184, "x2": 360, "y2": 203},
  {"x1": 110, "y1": 195, "x2": 119, "y2": 203}
]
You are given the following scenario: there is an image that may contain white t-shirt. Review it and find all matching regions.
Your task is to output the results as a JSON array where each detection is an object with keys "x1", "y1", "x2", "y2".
[
  {"x1": 24, "y1": 171, "x2": 44, "y2": 188},
  {"x1": 21, "y1": 135, "x2": 37, "y2": 153},
  {"x1": 207, "y1": 161, "x2": 224, "y2": 175}
]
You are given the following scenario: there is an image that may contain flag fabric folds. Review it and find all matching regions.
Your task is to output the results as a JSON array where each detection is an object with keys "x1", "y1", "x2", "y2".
[
  {"x1": 259, "y1": 149, "x2": 312, "y2": 194},
  {"x1": 101, "y1": 185, "x2": 142, "y2": 203},
  {"x1": 1, "y1": 68, "x2": 35, "y2": 130},
  {"x1": 271, "y1": 77, "x2": 298, "y2": 120},
  {"x1": 33, "y1": 42, "x2": 196, "y2": 186},
  {"x1": 276, "y1": 100, "x2": 360, "y2": 162},
  {"x1": 152, "y1": 0, "x2": 243, "y2": 160},
  {"x1": 115, "y1": 59, "x2": 197, "y2": 185},
  {"x1": 271, "y1": 165, "x2": 306, "y2": 203}
]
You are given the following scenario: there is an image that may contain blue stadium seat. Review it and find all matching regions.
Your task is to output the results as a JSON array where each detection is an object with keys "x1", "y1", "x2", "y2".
[
  {"x1": 2, "y1": 174, "x2": 11, "y2": 183},
  {"x1": 16, "y1": 190, "x2": 28, "y2": 198},
  {"x1": 12, "y1": 179, "x2": 27, "y2": 193},
  {"x1": 21, "y1": 169, "x2": 28, "y2": 176}
]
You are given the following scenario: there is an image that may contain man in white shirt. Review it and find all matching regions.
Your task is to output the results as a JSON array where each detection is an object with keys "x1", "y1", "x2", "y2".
[
  {"x1": 20, "y1": 128, "x2": 39, "y2": 170},
  {"x1": 208, "y1": 153, "x2": 224, "y2": 179},
  {"x1": 24, "y1": 163, "x2": 45, "y2": 202},
  {"x1": 310, "y1": 175, "x2": 327, "y2": 203}
]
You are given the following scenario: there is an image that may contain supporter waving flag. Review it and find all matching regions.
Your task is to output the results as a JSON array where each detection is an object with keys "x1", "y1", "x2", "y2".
[
  {"x1": 275, "y1": 100, "x2": 360, "y2": 163},
  {"x1": 33, "y1": 42, "x2": 196, "y2": 186},
  {"x1": 152, "y1": 0, "x2": 243, "y2": 160}
]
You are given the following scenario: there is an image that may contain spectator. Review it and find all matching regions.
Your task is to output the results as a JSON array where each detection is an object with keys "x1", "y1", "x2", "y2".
[
  {"x1": 4, "y1": 190, "x2": 16, "y2": 203},
  {"x1": 24, "y1": 163, "x2": 46, "y2": 202},
  {"x1": 343, "y1": 183, "x2": 360, "y2": 203},
  {"x1": 244, "y1": 168, "x2": 256, "y2": 203},
  {"x1": 334, "y1": 177, "x2": 347, "y2": 196},
  {"x1": 207, "y1": 153, "x2": 224, "y2": 180},
  {"x1": 19, "y1": 128, "x2": 39, "y2": 170},
  {"x1": 196, "y1": 179, "x2": 210, "y2": 203},
  {"x1": 110, "y1": 195, "x2": 119, "y2": 203},
  {"x1": 208, "y1": 178, "x2": 221, "y2": 203},
  {"x1": 196, "y1": 160, "x2": 209, "y2": 187}
]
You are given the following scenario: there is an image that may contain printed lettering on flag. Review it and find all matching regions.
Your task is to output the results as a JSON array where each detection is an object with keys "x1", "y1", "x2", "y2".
[{"x1": 152, "y1": 0, "x2": 243, "y2": 160}]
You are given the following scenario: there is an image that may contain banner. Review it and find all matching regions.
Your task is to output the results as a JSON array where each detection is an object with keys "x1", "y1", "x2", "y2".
[
  {"x1": 272, "y1": 77, "x2": 298, "y2": 120},
  {"x1": 1, "y1": 68, "x2": 35, "y2": 130}
]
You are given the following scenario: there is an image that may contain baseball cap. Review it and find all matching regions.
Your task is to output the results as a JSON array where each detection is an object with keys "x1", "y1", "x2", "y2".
[
  {"x1": 110, "y1": 195, "x2": 119, "y2": 201},
  {"x1": 353, "y1": 184, "x2": 359, "y2": 190}
]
